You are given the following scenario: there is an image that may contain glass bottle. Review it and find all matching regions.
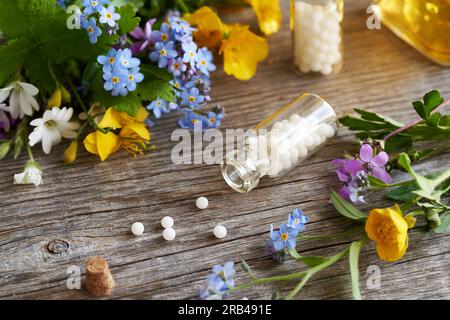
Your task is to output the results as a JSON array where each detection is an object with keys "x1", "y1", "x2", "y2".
[
  {"x1": 290, "y1": 0, "x2": 344, "y2": 75},
  {"x1": 221, "y1": 93, "x2": 338, "y2": 193},
  {"x1": 373, "y1": 0, "x2": 450, "y2": 66}
]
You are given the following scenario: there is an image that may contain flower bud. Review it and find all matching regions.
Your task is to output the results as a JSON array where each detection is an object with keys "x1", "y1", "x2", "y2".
[
  {"x1": 64, "y1": 141, "x2": 78, "y2": 164},
  {"x1": 0, "y1": 141, "x2": 11, "y2": 160},
  {"x1": 61, "y1": 87, "x2": 71, "y2": 103},
  {"x1": 426, "y1": 210, "x2": 442, "y2": 230},
  {"x1": 14, "y1": 161, "x2": 43, "y2": 186},
  {"x1": 47, "y1": 89, "x2": 62, "y2": 108}
]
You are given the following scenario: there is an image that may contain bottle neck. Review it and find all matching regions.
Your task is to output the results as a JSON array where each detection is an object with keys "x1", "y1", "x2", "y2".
[{"x1": 220, "y1": 149, "x2": 262, "y2": 193}]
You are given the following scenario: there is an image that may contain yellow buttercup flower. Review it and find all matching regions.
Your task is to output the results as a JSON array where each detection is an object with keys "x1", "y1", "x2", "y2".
[
  {"x1": 220, "y1": 24, "x2": 269, "y2": 80},
  {"x1": 247, "y1": 0, "x2": 281, "y2": 36},
  {"x1": 365, "y1": 205, "x2": 415, "y2": 262},
  {"x1": 64, "y1": 140, "x2": 78, "y2": 164},
  {"x1": 83, "y1": 107, "x2": 150, "y2": 161},
  {"x1": 185, "y1": 6, "x2": 224, "y2": 50}
]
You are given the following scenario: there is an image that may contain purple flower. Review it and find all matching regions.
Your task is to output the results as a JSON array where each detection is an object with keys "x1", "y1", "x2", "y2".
[
  {"x1": 359, "y1": 144, "x2": 392, "y2": 184},
  {"x1": 270, "y1": 223, "x2": 298, "y2": 251},
  {"x1": 333, "y1": 158, "x2": 365, "y2": 202},
  {"x1": 129, "y1": 19, "x2": 156, "y2": 54},
  {"x1": 332, "y1": 143, "x2": 392, "y2": 203},
  {"x1": 0, "y1": 109, "x2": 12, "y2": 133}
]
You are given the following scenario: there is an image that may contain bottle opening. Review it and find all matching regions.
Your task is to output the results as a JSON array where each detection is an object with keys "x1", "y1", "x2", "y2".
[{"x1": 220, "y1": 150, "x2": 260, "y2": 193}]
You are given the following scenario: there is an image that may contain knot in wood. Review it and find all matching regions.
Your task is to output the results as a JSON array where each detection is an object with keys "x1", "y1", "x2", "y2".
[{"x1": 47, "y1": 239, "x2": 69, "y2": 255}]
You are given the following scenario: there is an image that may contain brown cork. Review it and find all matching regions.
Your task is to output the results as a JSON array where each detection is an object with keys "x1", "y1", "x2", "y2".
[{"x1": 85, "y1": 256, "x2": 115, "y2": 297}]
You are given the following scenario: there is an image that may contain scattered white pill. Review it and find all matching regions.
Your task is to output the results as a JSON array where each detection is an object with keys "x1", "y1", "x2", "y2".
[
  {"x1": 213, "y1": 225, "x2": 227, "y2": 239},
  {"x1": 163, "y1": 227, "x2": 176, "y2": 241},
  {"x1": 196, "y1": 196, "x2": 209, "y2": 210},
  {"x1": 161, "y1": 216, "x2": 174, "y2": 229},
  {"x1": 131, "y1": 222, "x2": 144, "y2": 236}
]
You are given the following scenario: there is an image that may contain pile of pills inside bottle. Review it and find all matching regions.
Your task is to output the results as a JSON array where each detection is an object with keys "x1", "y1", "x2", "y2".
[
  {"x1": 293, "y1": 1, "x2": 342, "y2": 75},
  {"x1": 247, "y1": 113, "x2": 336, "y2": 178}
]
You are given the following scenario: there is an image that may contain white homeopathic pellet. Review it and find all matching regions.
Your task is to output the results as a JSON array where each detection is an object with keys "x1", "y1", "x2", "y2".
[
  {"x1": 213, "y1": 225, "x2": 227, "y2": 239},
  {"x1": 131, "y1": 222, "x2": 144, "y2": 236},
  {"x1": 161, "y1": 216, "x2": 174, "y2": 229},
  {"x1": 195, "y1": 197, "x2": 209, "y2": 209},
  {"x1": 163, "y1": 227, "x2": 176, "y2": 241}
]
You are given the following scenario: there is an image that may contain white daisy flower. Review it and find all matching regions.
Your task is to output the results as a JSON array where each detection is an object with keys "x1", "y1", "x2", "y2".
[
  {"x1": 0, "y1": 81, "x2": 40, "y2": 119},
  {"x1": 14, "y1": 161, "x2": 43, "y2": 186},
  {"x1": 29, "y1": 107, "x2": 79, "y2": 154}
]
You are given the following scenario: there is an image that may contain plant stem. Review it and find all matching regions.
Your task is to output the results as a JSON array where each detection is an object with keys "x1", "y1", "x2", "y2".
[
  {"x1": 406, "y1": 210, "x2": 425, "y2": 217},
  {"x1": 26, "y1": 143, "x2": 34, "y2": 163},
  {"x1": 175, "y1": 0, "x2": 190, "y2": 13},
  {"x1": 227, "y1": 270, "x2": 309, "y2": 293},
  {"x1": 285, "y1": 247, "x2": 350, "y2": 300},
  {"x1": 384, "y1": 98, "x2": 450, "y2": 142},
  {"x1": 62, "y1": 68, "x2": 88, "y2": 114},
  {"x1": 62, "y1": 69, "x2": 110, "y2": 134}
]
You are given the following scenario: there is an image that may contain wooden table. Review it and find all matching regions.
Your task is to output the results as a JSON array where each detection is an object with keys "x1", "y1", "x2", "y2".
[{"x1": 0, "y1": 0, "x2": 449, "y2": 300}]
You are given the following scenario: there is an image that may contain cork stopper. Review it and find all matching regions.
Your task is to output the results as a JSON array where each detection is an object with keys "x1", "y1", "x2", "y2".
[{"x1": 85, "y1": 256, "x2": 115, "y2": 297}]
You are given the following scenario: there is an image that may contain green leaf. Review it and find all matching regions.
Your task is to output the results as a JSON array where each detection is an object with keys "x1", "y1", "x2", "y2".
[
  {"x1": 398, "y1": 153, "x2": 434, "y2": 194},
  {"x1": 367, "y1": 175, "x2": 389, "y2": 188},
  {"x1": 112, "y1": 0, "x2": 145, "y2": 10},
  {"x1": 137, "y1": 78, "x2": 174, "y2": 102},
  {"x1": 141, "y1": 64, "x2": 173, "y2": 82},
  {"x1": 288, "y1": 248, "x2": 328, "y2": 267},
  {"x1": 353, "y1": 108, "x2": 404, "y2": 127},
  {"x1": 349, "y1": 240, "x2": 364, "y2": 300},
  {"x1": 117, "y1": 3, "x2": 141, "y2": 34},
  {"x1": 386, "y1": 183, "x2": 419, "y2": 202},
  {"x1": 297, "y1": 256, "x2": 329, "y2": 268},
  {"x1": 0, "y1": 0, "x2": 120, "y2": 93},
  {"x1": 0, "y1": 38, "x2": 31, "y2": 86},
  {"x1": 426, "y1": 112, "x2": 441, "y2": 127},
  {"x1": 413, "y1": 101, "x2": 426, "y2": 119},
  {"x1": 423, "y1": 90, "x2": 444, "y2": 115},
  {"x1": 433, "y1": 213, "x2": 450, "y2": 233},
  {"x1": 339, "y1": 116, "x2": 398, "y2": 131},
  {"x1": 330, "y1": 191, "x2": 367, "y2": 221}
]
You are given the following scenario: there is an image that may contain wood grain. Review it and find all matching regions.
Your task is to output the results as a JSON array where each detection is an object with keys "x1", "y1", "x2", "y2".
[{"x1": 0, "y1": 0, "x2": 449, "y2": 300}]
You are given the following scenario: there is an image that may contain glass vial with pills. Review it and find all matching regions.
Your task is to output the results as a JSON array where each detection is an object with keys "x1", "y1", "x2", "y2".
[
  {"x1": 291, "y1": 0, "x2": 344, "y2": 75},
  {"x1": 221, "y1": 93, "x2": 337, "y2": 193}
]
